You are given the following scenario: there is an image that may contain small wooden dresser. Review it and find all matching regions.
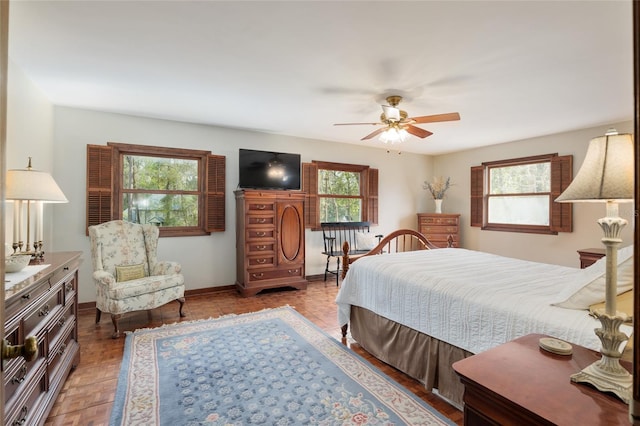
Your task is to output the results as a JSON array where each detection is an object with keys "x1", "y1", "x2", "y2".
[
  {"x1": 4, "y1": 251, "x2": 82, "y2": 426},
  {"x1": 417, "y1": 213, "x2": 460, "y2": 248}
]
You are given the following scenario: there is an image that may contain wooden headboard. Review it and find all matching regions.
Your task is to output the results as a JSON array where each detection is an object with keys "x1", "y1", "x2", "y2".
[{"x1": 340, "y1": 228, "x2": 450, "y2": 279}]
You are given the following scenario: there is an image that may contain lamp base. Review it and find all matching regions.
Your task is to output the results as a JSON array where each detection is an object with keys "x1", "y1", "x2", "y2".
[
  {"x1": 571, "y1": 311, "x2": 632, "y2": 404},
  {"x1": 571, "y1": 361, "x2": 632, "y2": 404}
]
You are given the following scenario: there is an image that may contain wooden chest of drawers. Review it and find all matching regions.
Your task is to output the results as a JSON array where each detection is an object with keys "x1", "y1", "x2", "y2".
[
  {"x1": 417, "y1": 213, "x2": 460, "y2": 248},
  {"x1": 235, "y1": 190, "x2": 307, "y2": 296},
  {"x1": 4, "y1": 251, "x2": 81, "y2": 426}
]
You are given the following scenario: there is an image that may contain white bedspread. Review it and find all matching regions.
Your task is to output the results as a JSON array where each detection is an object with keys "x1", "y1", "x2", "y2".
[{"x1": 336, "y1": 248, "x2": 631, "y2": 353}]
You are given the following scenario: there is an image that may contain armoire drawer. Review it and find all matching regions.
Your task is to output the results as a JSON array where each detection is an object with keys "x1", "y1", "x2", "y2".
[{"x1": 248, "y1": 266, "x2": 303, "y2": 282}]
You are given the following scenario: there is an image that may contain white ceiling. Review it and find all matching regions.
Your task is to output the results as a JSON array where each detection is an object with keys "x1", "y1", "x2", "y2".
[{"x1": 7, "y1": 1, "x2": 634, "y2": 155}]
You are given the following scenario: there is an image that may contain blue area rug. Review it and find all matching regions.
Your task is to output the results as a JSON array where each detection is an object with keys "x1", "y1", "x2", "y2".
[{"x1": 110, "y1": 306, "x2": 454, "y2": 425}]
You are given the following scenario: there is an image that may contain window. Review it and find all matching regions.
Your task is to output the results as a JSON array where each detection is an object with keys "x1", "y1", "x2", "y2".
[
  {"x1": 302, "y1": 161, "x2": 378, "y2": 229},
  {"x1": 470, "y1": 154, "x2": 572, "y2": 234},
  {"x1": 87, "y1": 142, "x2": 226, "y2": 236}
]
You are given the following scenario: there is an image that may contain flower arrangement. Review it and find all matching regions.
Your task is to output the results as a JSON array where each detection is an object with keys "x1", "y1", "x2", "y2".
[{"x1": 423, "y1": 176, "x2": 451, "y2": 199}]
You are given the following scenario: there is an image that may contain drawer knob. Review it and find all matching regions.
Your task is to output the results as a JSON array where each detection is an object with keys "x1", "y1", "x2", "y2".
[
  {"x1": 256, "y1": 245, "x2": 266, "y2": 250},
  {"x1": 2, "y1": 336, "x2": 38, "y2": 364},
  {"x1": 256, "y1": 204, "x2": 266, "y2": 210},
  {"x1": 251, "y1": 273, "x2": 264, "y2": 278},
  {"x1": 256, "y1": 231, "x2": 266, "y2": 237},
  {"x1": 257, "y1": 218, "x2": 266, "y2": 223},
  {"x1": 256, "y1": 259, "x2": 267, "y2": 264}
]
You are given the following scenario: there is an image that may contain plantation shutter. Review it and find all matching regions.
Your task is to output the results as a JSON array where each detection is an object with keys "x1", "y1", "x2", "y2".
[
  {"x1": 302, "y1": 162, "x2": 319, "y2": 228},
  {"x1": 470, "y1": 165, "x2": 484, "y2": 227},
  {"x1": 205, "y1": 154, "x2": 226, "y2": 232},
  {"x1": 366, "y1": 168, "x2": 379, "y2": 225},
  {"x1": 86, "y1": 144, "x2": 114, "y2": 234},
  {"x1": 550, "y1": 154, "x2": 573, "y2": 233}
]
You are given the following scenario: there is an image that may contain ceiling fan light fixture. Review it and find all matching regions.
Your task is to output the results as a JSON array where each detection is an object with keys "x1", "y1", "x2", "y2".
[{"x1": 379, "y1": 126, "x2": 408, "y2": 144}]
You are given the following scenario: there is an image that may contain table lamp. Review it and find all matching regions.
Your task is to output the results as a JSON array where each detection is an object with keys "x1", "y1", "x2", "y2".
[
  {"x1": 555, "y1": 129, "x2": 634, "y2": 403},
  {"x1": 5, "y1": 157, "x2": 68, "y2": 259}
]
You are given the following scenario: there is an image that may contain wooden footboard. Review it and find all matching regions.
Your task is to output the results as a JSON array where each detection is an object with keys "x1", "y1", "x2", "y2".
[{"x1": 341, "y1": 228, "x2": 448, "y2": 279}]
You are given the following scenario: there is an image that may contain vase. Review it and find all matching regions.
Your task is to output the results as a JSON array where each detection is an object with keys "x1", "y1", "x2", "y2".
[{"x1": 434, "y1": 199, "x2": 443, "y2": 214}]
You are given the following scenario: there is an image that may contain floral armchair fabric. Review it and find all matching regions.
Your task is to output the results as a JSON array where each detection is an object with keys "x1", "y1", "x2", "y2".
[{"x1": 88, "y1": 220, "x2": 185, "y2": 337}]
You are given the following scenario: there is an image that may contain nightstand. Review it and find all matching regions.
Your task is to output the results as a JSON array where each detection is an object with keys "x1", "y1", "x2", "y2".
[
  {"x1": 577, "y1": 247, "x2": 606, "y2": 269},
  {"x1": 453, "y1": 334, "x2": 629, "y2": 426}
]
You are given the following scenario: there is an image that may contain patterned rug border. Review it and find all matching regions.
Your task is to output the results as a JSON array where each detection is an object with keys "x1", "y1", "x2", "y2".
[
  {"x1": 111, "y1": 305, "x2": 454, "y2": 425},
  {"x1": 123, "y1": 305, "x2": 290, "y2": 335}
]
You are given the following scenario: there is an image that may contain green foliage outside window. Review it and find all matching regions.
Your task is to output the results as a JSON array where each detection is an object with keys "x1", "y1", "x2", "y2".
[
  {"x1": 122, "y1": 155, "x2": 199, "y2": 227},
  {"x1": 318, "y1": 169, "x2": 362, "y2": 222}
]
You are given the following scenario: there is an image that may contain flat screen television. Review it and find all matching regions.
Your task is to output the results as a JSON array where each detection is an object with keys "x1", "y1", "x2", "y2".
[{"x1": 238, "y1": 148, "x2": 301, "y2": 190}]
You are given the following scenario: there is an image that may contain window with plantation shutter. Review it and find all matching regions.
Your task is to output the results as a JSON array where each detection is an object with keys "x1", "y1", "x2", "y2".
[
  {"x1": 470, "y1": 154, "x2": 572, "y2": 234},
  {"x1": 303, "y1": 161, "x2": 378, "y2": 229},
  {"x1": 86, "y1": 143, "x2": 225, "y2": 236}
]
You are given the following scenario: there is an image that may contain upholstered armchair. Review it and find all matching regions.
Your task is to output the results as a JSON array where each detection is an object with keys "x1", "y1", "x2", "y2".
[{"x1": 88, "y1": 220, "x2": 186, "y2": 338}]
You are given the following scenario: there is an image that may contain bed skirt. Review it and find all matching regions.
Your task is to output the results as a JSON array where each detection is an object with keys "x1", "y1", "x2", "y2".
[{"x1": 349, "y1": 306, "x2": 472, "y2": 407}]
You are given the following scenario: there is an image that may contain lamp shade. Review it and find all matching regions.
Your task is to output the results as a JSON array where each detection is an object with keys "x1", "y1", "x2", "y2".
[
  {"x1": 6, "y1": 168, "x2": 68, "y2": 202},
  {"x1": 555, "y1": 132, "x2": 634, "y2": 203}
]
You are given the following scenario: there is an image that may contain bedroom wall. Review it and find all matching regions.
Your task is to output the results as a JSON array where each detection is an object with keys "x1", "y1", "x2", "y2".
[
  {"x1": 431, "y1": 121, "x2": 635, "y2": 267},
  {"x1": 51, "y1": 106, "x2": 432, "y2": 303},
  {"x1": 4, "y1": 60, "x2": 55, "y2": 253}
]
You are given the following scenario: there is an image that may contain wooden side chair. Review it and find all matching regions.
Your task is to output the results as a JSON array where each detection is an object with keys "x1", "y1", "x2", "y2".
[{"x1": 321, "y1": 221, "x2": 382, "y2": 285}]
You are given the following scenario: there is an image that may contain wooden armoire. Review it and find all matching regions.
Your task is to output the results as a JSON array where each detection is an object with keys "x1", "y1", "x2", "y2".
[{"x1": 235, "y1": 190, "x2": 307, "y2": 296}]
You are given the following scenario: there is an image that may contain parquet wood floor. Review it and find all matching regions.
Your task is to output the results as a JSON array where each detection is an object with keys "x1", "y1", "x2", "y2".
[{"x1": 44, "y1": 279, "x2": 463, "y2": 425}]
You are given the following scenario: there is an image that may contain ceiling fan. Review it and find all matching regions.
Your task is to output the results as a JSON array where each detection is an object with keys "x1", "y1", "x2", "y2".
[{"x1": 334, "y1": 95, "x2": 460, "y2": 141}]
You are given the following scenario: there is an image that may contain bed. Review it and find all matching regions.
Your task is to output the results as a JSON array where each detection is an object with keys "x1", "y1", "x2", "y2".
[{"x1": 335, "y1": 229, "x2": 634, "y2": 407}]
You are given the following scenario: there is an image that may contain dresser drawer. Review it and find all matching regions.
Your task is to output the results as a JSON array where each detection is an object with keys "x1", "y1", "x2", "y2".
[
  {"x1": 247, "y1": 242, "x2": 275, "y2": 254},
  {"x1": 48, "y1": 318, "x2": 77, "y2": 382},
  {"x1": 246, "y1": 215, "x2": 275, "y2": 226},
  {"x1": 419, "y1": 216, "x2": 459, "y2": 226},
  {"x1": 5, "y1": 360, "x2": 46, "y2": 426},
  {"x1": 47, "y1": 302, "x2": 75, "y2": 357},
  {"x1": 246, "y1": 201, "x2": 276, "y2": 212},
  {"x1": 420, "y1": 225, "x2": 459, "y2": 235},
  {"x1": 425, "y1": 238, "x2": 459, "y2": 248},
  {"x1": 3, "y1": 351, "x2": 45, "y2": 406},
  {"x1": 63, "y1": 274, "x2": 77, "y2": 306},
  {"x1": 246, "y1": 229, "x2": 275, "y2": 240},
  {"x1": 3, "y1": 319, "x2": 45, "y2": 405},
  {"x1": 5, "y1": 279, "x2": 51, "y2": 323},
  {"x1": 248, "y1": 266, "x2": 303, "y2": 282},
  {"x1": 24, "y1": 288, "x2": 63, "y2": 338},
  {"x1": 247, "y1": 255, "x2": 276, "y2": 268}
]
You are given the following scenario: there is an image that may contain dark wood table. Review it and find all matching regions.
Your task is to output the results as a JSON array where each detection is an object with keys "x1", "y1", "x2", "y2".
[{"x1": 452, "y1": 333, "x2": 630, "y2": 425}]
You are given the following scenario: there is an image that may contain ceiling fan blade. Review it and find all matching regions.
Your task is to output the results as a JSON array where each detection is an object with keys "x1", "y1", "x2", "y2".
[
  {"x1": 405, "y1": 125, "x2": 433, "y2": 139},
  {"x1": 410, "y1": 112, "x2": 461, "y2": 124},
  {"x1": 334, "y1": 122, "x2": 382, "y2": 126},
  {"x1": 361, "y1": 127, "x2": 387, "y2": 140}
]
